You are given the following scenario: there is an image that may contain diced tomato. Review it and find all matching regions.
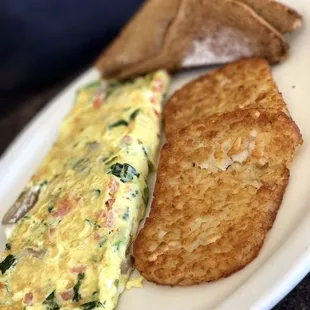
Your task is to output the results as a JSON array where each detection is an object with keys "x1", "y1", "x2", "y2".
[
  {"x1": 93, "y1": 232, "x2": 101, "y2": 240},
  {"x1": 0, "y1": 283, "x2": 4, "y2": 290},
  {"x1": 60, "y1": 290, "x2": 74, "y2": 301},
  {"x1": 95, "y1": 209, "x2": 106, "y2": 219},
  {"x1": 152, "y1": 79, "x2": 164, "y2": 92},
  {"x1": 24, "y1": 292, "x2": 33, "y2": 306},
  {"x1": 108, "y1": 179, "x2": 119, "y2": 194},
  {"x1": 49, "y1": 227, "x2": 56, "y2": 238},
  {"x1": 106, "y1": 211, "x2": 115, "y2": 228},
  {"x1": 153, "y1": 109, "x2": 160, "y2": 118},
  {"x1": 92, "y1": 96, "x2": 102, "y2": 109},
  {"x1": 53, "y1": 199, "x2": 72, "y2": 218},
  {"x1": 150, "y1": 95, "x2": 157, "y2": 104},
  {"x1": 70, "y1": 266, "x2": 86, "y2": 274},
  {"x1": 106, "y1": 198, "x2": 115, "y2": 209}
]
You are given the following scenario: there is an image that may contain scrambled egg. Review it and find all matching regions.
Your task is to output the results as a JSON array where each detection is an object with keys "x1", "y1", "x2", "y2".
[
  {"x1": 125, "y1": 277, "x2": 144, "y2": 290},
  {"x1": 0, "y1": 71, "x2": 170, "y2": 309}
]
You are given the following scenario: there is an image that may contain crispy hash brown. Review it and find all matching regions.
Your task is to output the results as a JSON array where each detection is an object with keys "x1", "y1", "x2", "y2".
[
  {"x1": 164, "y1": 58, "x2": 288, "y2": 139},
  {"x1": 134, "y1": 109, "x2": 302, "y2": 285}
]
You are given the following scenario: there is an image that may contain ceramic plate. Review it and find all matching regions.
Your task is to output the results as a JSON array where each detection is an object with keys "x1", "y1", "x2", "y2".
[{"x1": 0, "y1": 1, "x2": 309, "y2": 309}]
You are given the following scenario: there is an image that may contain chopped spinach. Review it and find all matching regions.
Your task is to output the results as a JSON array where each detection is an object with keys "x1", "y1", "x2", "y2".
[
  {"x1": 81, "y1": 80, "x2": 101, "y2": 91},
  {"x1": 5, "y1": 243, "x2": 11, "y2": 251},
  {"x1": 113, "y1": 241, "x2": 122, "y2": 251},
  {"x1": 129, "y1": 109, "x2": 140, "y2": 121},
  {"x1": 109, "y1": 163, "x2": 140, "y2": 183},
  {"x1": 109, "y1": 120, "x2": 128, "y2": 129},
  {"x1": 43, "y1": 291, "x2": 60, "y2": 310},
  {"x1": 122, "y1": 207, "x2": 129, "y2": 220},
  {"x1": 40, "y1": 180, "x2": 48, "y2": 187},
  {"x1": 81, "y1": 300, "x2": 105, "y2": 309},
  {"x1": 93, "y1": 189, "x2": 101, "y2": 196},
  {"x1": 92, "y1": 291, "x2": 98, "y2": 297},
  {"x1": 99, "y1": 237, "x2": 106, "y2": 248},
  {"x1": 131, "y1": 190, "x2": 139, "y2": 198},
  {"x1": 85, "y1": 219, "x2": 101, "y2": 229},
  {"x1": 72, "y1": 272, "x2": 85, "y2": 302},
  {"x1": 114, "y1": 279, "x2": 119, "y2": 287},
  {"x1": 142, "y1": 146, "x2": 148, "y2": 158},
  {"x1": 0, "y1": 255, "x2": 17, "y2": 274},
  {"x1": 47, "y1": 206, "x2": 54, "y2": 213}
]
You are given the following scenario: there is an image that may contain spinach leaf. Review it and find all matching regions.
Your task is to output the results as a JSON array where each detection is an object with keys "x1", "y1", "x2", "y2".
[
  {"x1": 85, "y1": 219, "x2": 101, "y2": 229},
  {"x1": 0, "y1": 255, "x2": 17, "y2": 274},
  {"x1": 109, "y1": 163, "x2": 140, "y2": 183},
  {"x1": 98, "y1": 237, "x2": 106, "y2": 248},
  {"x1": 122, "y1": 207, "x2": 129, "y2": 220},
  {"x1": 142, "y1": 146, "x2": 148, "y2": 158},
  {"x1": 43, "y1": 291, "x2": 60, "y2": 310},
  {"x1": 113, "y1": 240, "x2": 122, "y2": 250},
  {"x1": 81, "y1": 300, "x2": 105, "y2": 309},
  {"x1": 105, "y1": 81, "x2": 121, "y2": 99},
  {"x1": 80, "y1": 80, "x2": 101, "y2": 91},
  {"x1": 109, "y1": 120, "x2": 128, "y2": 129},
  {"x1": 5, "y1": 243, "x2": 11, "y2": 251},
  {"x1": 72, "y1": 272, "x2": 85, "y2": 302},
  {"x1": 93, "y1": 189, "x2": 101, "y2": 196},
  {"x1": 129, "y1": 109, "x2": 140, "y2": 121}
]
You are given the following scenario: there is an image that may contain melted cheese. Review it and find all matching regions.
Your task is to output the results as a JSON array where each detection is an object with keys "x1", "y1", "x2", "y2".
[{"x1": 0, "y1": 71, "x2": 170, "y2": 309}]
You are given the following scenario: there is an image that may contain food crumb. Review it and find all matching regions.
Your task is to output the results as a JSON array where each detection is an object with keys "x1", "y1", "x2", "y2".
[{"x1": 126, "y1": 276, "x2": 144, "y2": 290}]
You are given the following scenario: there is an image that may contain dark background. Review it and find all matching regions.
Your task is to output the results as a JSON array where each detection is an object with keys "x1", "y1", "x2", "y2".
[{"x1": 0, "y1": 1, "x2": 309, "y2": 308}]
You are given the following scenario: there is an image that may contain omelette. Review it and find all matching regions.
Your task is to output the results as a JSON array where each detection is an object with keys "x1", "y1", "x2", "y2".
[{"x1": 0, "y1": 70, "x2": 170, "y2": 309}]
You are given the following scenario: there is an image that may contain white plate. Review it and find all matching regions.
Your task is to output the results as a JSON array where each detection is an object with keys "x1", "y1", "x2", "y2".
[{"x1": 1, "y1": 1, "x2": 309, "y2": 309}]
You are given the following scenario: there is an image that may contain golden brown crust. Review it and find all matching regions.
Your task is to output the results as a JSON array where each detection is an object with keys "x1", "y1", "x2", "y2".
[
  {"x1": 134, "y1": 109, "x2": 302, "y2": 285},
  {"x1": 239, "y1": 0, "x2": 303, "y2": 33},
  {"x1": 95, "y1": 0, "x2": 181, "y2": 76},
  {"x1": 164, "y1": 58, "x2": 288, "y2": 139},
  {"x1": 96, "y1": 0, "x2": 290, "y2": 80}
]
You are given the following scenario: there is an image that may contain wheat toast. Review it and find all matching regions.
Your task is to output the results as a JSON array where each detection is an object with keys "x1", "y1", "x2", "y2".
[{"x1": 96, "y1": 0, "x2": 290, "y2": 80}]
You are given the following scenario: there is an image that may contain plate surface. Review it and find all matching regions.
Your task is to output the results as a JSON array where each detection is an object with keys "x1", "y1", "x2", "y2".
[{"x1": 1, "y1": 1, "x2": 309, "y2": 309}]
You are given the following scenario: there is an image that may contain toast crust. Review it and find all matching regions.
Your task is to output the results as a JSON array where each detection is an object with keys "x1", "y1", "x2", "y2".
[
  {"x1": 134, "y1": 109, "x2": 302, "y2": 285},
  {"x1": 239, "y1": 0, "x2": 303, "y2": 33}
]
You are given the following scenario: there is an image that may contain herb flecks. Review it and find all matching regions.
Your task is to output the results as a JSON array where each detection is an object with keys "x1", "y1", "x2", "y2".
[
  {"x1": 93, "y1": 189, "x2": 101, "y2": 196},
  {"x1": 108, "y1": 163, "x2": 139, "y2": 183},
  {"x1": 0, "y1": 255, "x2": 17, "y2": 274},
  {"x1": 5, "y1": 243, "x2": 11, "y2": 251},
  {"x1": 109, "y1": 120, "x2": 128, "y2": 129},
  {"x1": 113, "y1": 241, "x2": 122, "y2": 251},
  {"x1": 123, "y1": 208, "x2": 129, "y2": 220},
  {"x1": 72, "y1": 272, "x2": 85, "y2": 302},
  {"x1": 43, "y1": 291, "x2": 60, "y2": 310},
  {"x1": 85, "y1": 219, "x2": 101, "y2": 229},
  {"x1": 81, "y1": 300, "x2": 105, "y2": 309},
  {"x1": 129, "y1": 109, "x2": 140, "y2": 121}
]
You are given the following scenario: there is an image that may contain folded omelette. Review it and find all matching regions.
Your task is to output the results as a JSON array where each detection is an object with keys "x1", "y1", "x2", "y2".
[{"x1": 0, "y1": 70, "x2": 170, "y2": 309}]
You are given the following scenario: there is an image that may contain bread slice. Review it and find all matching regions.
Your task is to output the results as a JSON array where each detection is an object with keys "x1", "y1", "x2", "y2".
[
  {"x1": 96, "y1": 0, "x2": 181, "y2": 78},
  {"x1": 134, "y1": 109, "x2": 302, "y2": 285},
  {"x1": 164, "y1": 58, "x2": 288, "y2": 139},
  {"x1": 239, "y1": 0, "x2": 302, "y2": 33},
  {"x1": 96, "y1": 0, "x2": 289, "y2": 80}
]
